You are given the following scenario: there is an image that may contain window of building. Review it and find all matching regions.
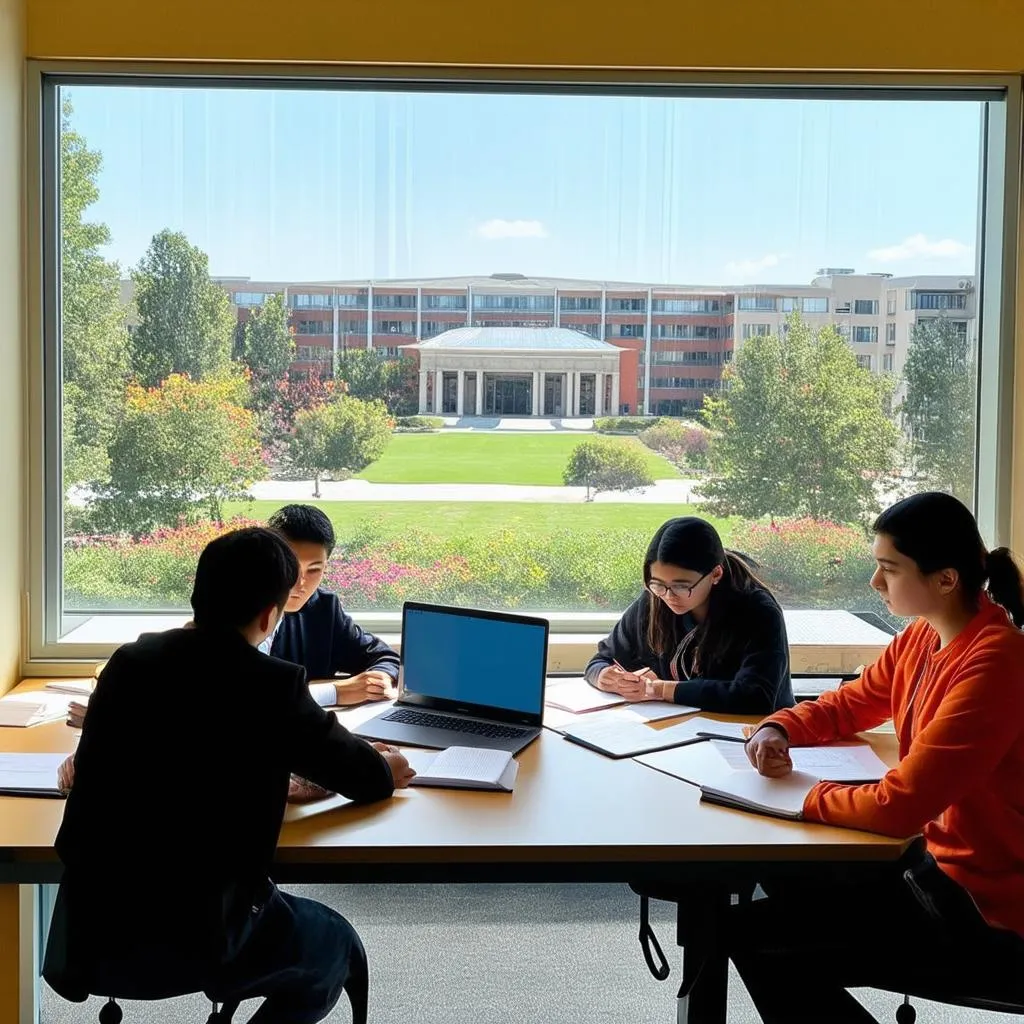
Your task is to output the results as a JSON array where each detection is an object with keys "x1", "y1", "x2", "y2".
[
  {"x1": 855, "y1": 354, "x2": 873, "y2": 370},
  {"x1": 854, "y1": 299, "x2": 879, "y2": 315},
  {"x1": 423, "y1": 294, "x2": 467, "y2": 310},
  {"x1": 852, "y1": 326, "x2": 878, "y2": 343},
  {"x1": 737, "y1": 296, "x2": 777, "y2": 311},
  {"x1": 882, "y1": 353, "x2": 895, "y2": 372},
  {"x1": 559, "y1": 296, "x2": 602, "y2": 311},
  {"x1": 886, "y1": 322, "x2": 897, "y2": 345},
  {"x1": 232, "y1": 291, "x2": 268, "y2": 306},
  {"x1": 36, "y1": 75, "x2": 1002, "y2": 664},
  {"x1": 907, "y1": 291, "x2": 969, "y2": 310}
]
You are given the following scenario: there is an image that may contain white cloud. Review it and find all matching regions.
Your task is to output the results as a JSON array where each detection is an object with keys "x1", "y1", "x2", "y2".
[
  {"x1": 867, "y1": 233, "x2": 971, "y2": 263},
  {"x1": 476, "y1": 218, "x2": 549, "y2": 240},
  {"x1": 724, "y1": 252, "x2": 785, "y2": 279}
]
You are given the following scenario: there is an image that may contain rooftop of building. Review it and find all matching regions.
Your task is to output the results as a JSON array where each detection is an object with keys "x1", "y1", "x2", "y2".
[{"x1": 415, "y1": 327, "x2": 619, "y2": 351}]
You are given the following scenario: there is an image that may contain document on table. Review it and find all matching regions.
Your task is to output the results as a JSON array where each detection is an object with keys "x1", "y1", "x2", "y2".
[
  {"x1": 544, "y1": 677, "x2": 626, "y2": 713},
  {"x1": 0, "y1": 753, "x2": 67, "y2": 797},
  {"x1": 562, "y1": 714, "x2": 707, "y2": 759},
  {"x1": 404, "y1": 746, "x2": 518, "y2": 791},
  {"x1": 0, "y1": 692, "x2": 74, "y2": 728},
  {"x1": 710, "y1": 739, "x2": 890, "y2": 782}
]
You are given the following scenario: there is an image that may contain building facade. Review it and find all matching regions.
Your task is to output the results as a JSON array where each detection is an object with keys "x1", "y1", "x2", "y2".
[{"x1": 215, "y1": 270, "x2": 977, "y2": 416}]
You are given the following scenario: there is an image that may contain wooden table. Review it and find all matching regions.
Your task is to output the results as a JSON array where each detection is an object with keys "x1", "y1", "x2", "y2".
[{"x1": 0, "y1": 681, "x2": 909, "y2": 1024}]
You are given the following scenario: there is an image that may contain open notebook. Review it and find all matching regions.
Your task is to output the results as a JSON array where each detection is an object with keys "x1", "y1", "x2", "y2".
[
  {"x1": 404, "y1": 746, "x2": 518, "y2": 792},
  {"x1": 0, "y1": 753, "x2": 67, "y2": 797}
]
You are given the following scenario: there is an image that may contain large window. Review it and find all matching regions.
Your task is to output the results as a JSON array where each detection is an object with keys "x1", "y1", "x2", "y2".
[{"x1": 35, "y1": 72, "x2": 1015, "y2": 659}]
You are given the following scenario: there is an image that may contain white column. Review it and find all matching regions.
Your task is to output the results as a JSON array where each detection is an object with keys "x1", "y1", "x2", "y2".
[
  {"x1": 611, "y1": 371, "x2": 621, "y2": 416},
  {"x1": 538, "y1": 371, "x2": 546, "y2": 416},
  {"x1": 531, "y1": 371, "x2": 540, "y2": 416},
  {"x1": 456, "y1": 370, "x2": 465, "y2": 417},
  {"x1": 594, "y1": 373, "x2": 603, "y2": 417},
  {"x1": 475, "y1": 370, "x2": 484, "y2": 415},
  {"x1": 434, "y1": 370, "x2": 443, "y2": 413},
  {"x1": 570, "y1": 371, "x2": 580, "y2": 416},
  {"x1": 418, "y1": 370, "x2": 429, "y2": 413}
]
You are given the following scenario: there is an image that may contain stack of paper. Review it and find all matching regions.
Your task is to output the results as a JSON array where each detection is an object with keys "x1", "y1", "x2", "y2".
[
  {"x1": 0, "y1": 692, "x2": 74, "y2": 728},
  {"x1": 0, "y1": 753, "x2": 67, "y2": 797},
  {"x1": 404, "y1": 746, "x2": 518, "y2": 792},
  {"x1": 44, "y1": 679, "x2": 94, "y2": 696}
]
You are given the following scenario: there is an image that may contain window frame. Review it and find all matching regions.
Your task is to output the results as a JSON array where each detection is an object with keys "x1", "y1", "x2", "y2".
[{"x1": 24, "y1": 63, "x2": 1022, "y2": 666}]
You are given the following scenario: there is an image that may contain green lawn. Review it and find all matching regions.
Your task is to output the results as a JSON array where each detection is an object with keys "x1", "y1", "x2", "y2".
[
  {"x1": 353, "y1": 432, "x2": 679, "y2": 485},
  {"x1": 224, "y1": 500, "x2": 736, "y2": 545}
]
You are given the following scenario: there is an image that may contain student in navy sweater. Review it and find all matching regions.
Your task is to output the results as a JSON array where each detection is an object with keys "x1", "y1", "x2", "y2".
[
  {"x1": 264, "y1": 504, "x2": 400, "y2": 708},
  {"x1": 585, "y1": 517, "x2": 794, "y2": 714}
]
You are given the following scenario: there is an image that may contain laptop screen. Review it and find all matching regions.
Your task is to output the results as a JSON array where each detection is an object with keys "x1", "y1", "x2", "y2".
[{"x1": 400, "y1": 604, "x2": 547, "y2": 717}]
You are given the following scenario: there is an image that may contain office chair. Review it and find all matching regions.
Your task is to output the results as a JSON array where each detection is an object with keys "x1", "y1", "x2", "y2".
[
  {"x1": 892, "y1": 986, "x2": 1024, "y2": 1023},
  {"x1": 94, "y1": 996, "x2": 238, "y2": 1024}
]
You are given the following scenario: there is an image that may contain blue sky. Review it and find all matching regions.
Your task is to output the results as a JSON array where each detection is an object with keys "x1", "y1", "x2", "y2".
[{"x1": 63, "y1": 85, "x2": 982, "y2": 286}]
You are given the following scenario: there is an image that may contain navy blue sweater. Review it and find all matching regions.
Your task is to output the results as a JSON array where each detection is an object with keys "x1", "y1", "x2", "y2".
[
  {"x1": 271, "y1": 588, "x2": 400, "y2": 682},
  {"x1": 584, "y1": 586, "x2": 794, "y2": 714}
]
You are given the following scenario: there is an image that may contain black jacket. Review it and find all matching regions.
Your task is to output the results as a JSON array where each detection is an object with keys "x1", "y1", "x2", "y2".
[
  {"x1": 272, "y1": 587, "x2": 400, "y2": 682},
  {"x1": 584, "y1": 586, "x2": 794, "y2": 714},
  {"x1": 45, "y1": 626, "x2": 394, "y2": 1000}
]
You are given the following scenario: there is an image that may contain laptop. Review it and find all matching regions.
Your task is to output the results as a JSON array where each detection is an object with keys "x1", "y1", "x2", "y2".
[{"x1": 352, "y1": 602, "x2": 548, "y2": 754}]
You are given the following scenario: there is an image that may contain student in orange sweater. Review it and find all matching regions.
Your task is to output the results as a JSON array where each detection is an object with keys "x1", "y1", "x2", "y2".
[{"x1": 734, "y1": 492, "x2": 1024, "y2": 1022}]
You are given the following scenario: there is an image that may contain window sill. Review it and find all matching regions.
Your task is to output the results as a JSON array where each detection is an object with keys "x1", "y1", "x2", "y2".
[{"x1": 34, "y1": 610, "x2": 891, "y2": 676}]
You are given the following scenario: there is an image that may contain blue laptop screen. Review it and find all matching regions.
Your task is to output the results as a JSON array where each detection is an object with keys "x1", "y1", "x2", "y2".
[{"x1": 401, "y1": 607, "x2": 546, "y2": 715}]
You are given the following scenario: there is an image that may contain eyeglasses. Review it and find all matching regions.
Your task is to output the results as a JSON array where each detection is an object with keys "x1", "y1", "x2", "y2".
[{"x1": 646, "y1": 569, "x2": 712, "y2": 599}]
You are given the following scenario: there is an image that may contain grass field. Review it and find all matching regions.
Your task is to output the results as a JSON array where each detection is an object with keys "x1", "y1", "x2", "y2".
[
  {"x1": 224, "y1": 500, "x2": 736, "y2": 545},
  {"x1": 353, "y1": 432, "x2": 679, "y2": 485}
]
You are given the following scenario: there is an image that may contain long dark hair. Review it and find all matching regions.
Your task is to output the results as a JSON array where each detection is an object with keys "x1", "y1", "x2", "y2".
[
  {"x1": 643, "y1": 517, "x2": 774, "y2": 674},
  {"x1": 873, "y1": 492, "x2": 1024, "y2": 627}
]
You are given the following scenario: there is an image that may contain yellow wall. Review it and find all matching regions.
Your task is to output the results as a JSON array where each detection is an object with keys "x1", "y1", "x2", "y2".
[
  {"x1": 0, "y1": 0, "x2": 23, "y2": 692},
  {"x1": 23, "y1": 0, "x2": 1024, "y2": 72}
]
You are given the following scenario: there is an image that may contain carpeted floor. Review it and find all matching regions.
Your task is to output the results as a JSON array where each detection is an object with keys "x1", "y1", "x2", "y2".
[{"x1": 40, "y1": 883, "x2": 1019, "y2": 1023}]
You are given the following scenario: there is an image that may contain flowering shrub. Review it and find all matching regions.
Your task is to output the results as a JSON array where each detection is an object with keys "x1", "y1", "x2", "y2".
[
  {"x1": 731, "y1": 517, "x2": 876, "y2": 607},
  {"x1": 639, "y1": 420, "x2": 711, "y2": 470}
]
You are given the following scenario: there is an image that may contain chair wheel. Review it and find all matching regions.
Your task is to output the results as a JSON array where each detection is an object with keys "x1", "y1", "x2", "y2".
[
  {"x1": 895, "y1": 1003, "x2": 916, "y2": 1024},
  {"x1": 98, "y1": 999, "x2": 123, "y2": 1024}
]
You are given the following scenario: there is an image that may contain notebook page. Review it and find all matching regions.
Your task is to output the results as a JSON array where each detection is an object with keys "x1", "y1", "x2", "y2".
[
  {"x1": 424, "y1": 746, "x2": 512, "y2": 784},
  {"x1": 544, "y1": 677, "x2": 626, "y2": 713},
  {"x1": 702, "y1": 769, "x2": 819, "y2": 817},
  {"x1": 0, "y1": 752, "x2": 66, "y2": 793}
]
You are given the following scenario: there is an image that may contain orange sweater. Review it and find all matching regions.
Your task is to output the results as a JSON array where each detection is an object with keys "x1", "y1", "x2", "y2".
[{"x1": 765, "y1": 595, "x2": 1024, "y2": 937}]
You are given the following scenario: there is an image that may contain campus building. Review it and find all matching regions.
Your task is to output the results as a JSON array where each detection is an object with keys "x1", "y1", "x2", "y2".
[{"x1": 216, "y1": 271, "x2": 978, "y2": 416}]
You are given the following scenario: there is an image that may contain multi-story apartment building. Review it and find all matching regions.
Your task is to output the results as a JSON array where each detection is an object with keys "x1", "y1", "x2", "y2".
[{"x1": 215, "y1": 271, "x2": 977, "y2": 417}]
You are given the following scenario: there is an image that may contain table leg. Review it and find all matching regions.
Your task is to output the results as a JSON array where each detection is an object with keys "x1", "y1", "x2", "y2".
[
  {"x1": 0, "y1": 885, "x2": 40, "y2": 1024},
  {"x1": 674, "y1": 886, "x2": 732, "y2": 1024}
]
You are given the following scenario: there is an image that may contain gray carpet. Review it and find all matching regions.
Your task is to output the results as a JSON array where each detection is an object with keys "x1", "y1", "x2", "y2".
[{"x1": 40, "y1": 883, "x2": 1020, "y2": 1023}]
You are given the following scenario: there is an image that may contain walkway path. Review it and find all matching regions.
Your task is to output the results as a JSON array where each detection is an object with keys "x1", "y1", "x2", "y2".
[{"x1": 249, "y1": 477, "x2": 701, "y2": 504}]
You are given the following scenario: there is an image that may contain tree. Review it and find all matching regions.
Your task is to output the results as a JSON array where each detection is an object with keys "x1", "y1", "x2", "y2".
[
  {"x1": 60, "y1": 100, "x2": 131, "y2": 490},
  {"x1": 699, "y1": 315, "x2": 900, "y2": 524},
  {"x1": 290, "y1": 395, "x2": 392, "y2": 497},
  {"x1": 900, "y1": 317, "x2": 976, "y2": 503},
  {"x1": 91, "y1": 373, "x2": 265, "y2": 534},
  {"x1": 563, "y1": 439, "x2": 654, "y2": 501},
  {"x1": 131, "y1": 229, "x2": 235, "y2": 386},
  {"x1": 338, "y1": 350, "x2": 418, "y2": 415},
  {"x1": 242, "y1": 294, "x2": 296, "y2": 410}
]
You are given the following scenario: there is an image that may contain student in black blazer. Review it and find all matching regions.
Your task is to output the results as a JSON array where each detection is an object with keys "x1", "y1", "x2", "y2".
[
  {"x1": 45, "y1": 527, "x2": 414, "y2": 1023},
  {"x1": 585, "y1": 517, "x2": 794, "y2": 714}
]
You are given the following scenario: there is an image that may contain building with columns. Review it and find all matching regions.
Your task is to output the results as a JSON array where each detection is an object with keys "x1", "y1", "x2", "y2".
[{"x1": 414, "y1": 327, "x2": 622, "y2": 417}]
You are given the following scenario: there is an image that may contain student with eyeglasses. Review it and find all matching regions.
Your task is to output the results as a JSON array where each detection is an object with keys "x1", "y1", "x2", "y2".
[{"x1": 584, "y1": 517, "x2": 794, "y2": 713}]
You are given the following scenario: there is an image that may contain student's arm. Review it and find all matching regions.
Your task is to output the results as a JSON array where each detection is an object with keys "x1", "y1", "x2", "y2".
[
  {"x1": 804, "y1": 644, "x2": 1024, "y2": 837},
  {"x1": 285, "y1": 668, "x2": 395, "y2": 802},
  {"x1": 584, "y1": 597, "x2": 645, "y2": 687},
  {"x1": 330, "y1": 600, "x2": 400, "y2": 681},
  {"x1": 761, "y1": 628, "x2": 906, "y2": 745}
]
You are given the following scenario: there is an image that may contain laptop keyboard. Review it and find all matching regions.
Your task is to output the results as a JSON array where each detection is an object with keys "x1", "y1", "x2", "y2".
[{"x1": 382, "y1": 708, "x2": 530, "y2": 739}]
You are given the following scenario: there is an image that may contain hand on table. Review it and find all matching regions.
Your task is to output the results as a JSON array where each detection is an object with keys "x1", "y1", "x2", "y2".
[
  {"x1": 371, "y1": 742, "x2": 416, "y2": 789},
  {"x1": 745, "y1": 726, "x2": 793, "y2": 778},
  {"x1": 331, "y1": 671, "x2": 397, "y2": 706},
  {"x1": 596, "y1": 664, "x2": 652, "y2": 701},
  {"x1": 66, "y1": 701, "x2": 88, "y2": 729},
  {"x1": 287, "y1": 775, "x2": 334, "y2": 803},
  {"x1": 57, "y1": 754, "x2": 75, "y2": 793}
]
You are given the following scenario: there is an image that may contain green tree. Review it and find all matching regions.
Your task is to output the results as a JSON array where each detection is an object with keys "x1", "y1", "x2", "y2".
[
  {"x1": 60, "y1": 101, "x2": 131, "y2": 491},
  {"x1": 338, "y1": 350, "x2": 418, "y2": 415},
  {"x1": 900, "y1": 317, "x2": 976, "y2": 503},
  {"x1": 289, "y1": 395, "x2": 392, "y2": 498},
  {"x1": 131, "y1": 229, "x2": 235, "y2": 386},
  {"x1": 563, "y1": 439, "x2": 654, "y2": 501},
  {"x1": 91, "y1": 373, "x2": 265, "y2": 534},
  {"x1": 242, "y1": 293, "x2": 296, "y2": 409},
  {"x1": 699, "y1": 315, "x2": 899, "y2": 524}
]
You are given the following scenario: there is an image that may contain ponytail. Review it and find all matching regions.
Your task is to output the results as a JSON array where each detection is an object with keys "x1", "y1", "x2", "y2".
[{"x1": 985, "y1": 547, "x2": 1024, "y2": 628}]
